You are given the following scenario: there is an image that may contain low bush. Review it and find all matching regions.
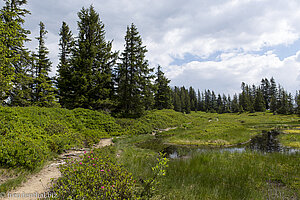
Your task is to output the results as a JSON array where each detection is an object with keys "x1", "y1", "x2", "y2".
[
  {"x1": 0, "y1": 107, "x2": 121, "y2": 170},
  {"x1": 48, "y1": 146, "x2": 139, "y2": 200},
  {"x1": 117, "y1": 109, "x2": 191, "y2": 135}
]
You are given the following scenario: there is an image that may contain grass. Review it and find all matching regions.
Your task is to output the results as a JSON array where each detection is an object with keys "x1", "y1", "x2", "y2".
[
  {"x1": 155, "y1": 151, "x2": 300, "y2": 200},
  {"x1": 158, "y1": 112, "x2": 300, "y2": 147},
  {"x1": 114, "y1": 134, "x2": 300, "y2": 200},
  {"x1": 112, "y1": 111, "x2": 300, "y2": 199},
  {"x1": 280, "y1": 129, "x2": 300, "y2": 148}
]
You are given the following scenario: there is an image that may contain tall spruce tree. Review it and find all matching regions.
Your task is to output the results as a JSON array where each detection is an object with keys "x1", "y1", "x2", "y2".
[
  {"x1": 295, "y1": 91, "x2": 300, "y2": 115},
  {"x1": 217, "y1": 94, "x2": 222, "y2": 113},
  {"x1": 154, "y1": 65, "x2": 172, "y2": 110},
  {"x1": 260, "y1": 78, "x2": 269, "y2": 109},
  {"x1": 189, "y1": 87, "x2": 197, "y2": 111},
  {"x1": 180, "y1": 86, "x2": 190, "y2": 114},
  {"x1": 57, "y1": 21, "x2": 74, "y2": 108},
  {"x1": 0, "y1": 0, "x2": 31, "y2": 105},
  {"x1": 254, "y1": 87, "x2": 266, "y2": 112},
  {"x1": 239, "y1": 82, "x2": 253, "y2": 112},
  {"x1": 231, "y1": 94, "x2": 239, "y2": 113},
  {"x1": 33, "y1": 21, "x2": 56, "y2": 107},
  {"x1": 72, "y1": 6, "x2": 117, "y2": 110},
  {"x1": 172, "y1": 86, "x2": 181, "y2": 112},
  {"x1": 211, "y1": 91, "x2": 217, "y2": 112},
  {"x1": 0, "y1": 17, "x2": 12, "y2": 104},
  {"x1": 116, "y1": 23, "x2": 154, "y2": 117}
]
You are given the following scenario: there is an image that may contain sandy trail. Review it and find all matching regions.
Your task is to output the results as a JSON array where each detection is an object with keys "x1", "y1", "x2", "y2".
[{"x1": 3, "y1": 138, "x2": 113, "y2": 200}]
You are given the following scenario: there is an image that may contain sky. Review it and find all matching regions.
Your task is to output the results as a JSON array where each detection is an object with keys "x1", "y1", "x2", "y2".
[{"x1": 5, "y1": 0, "x2": 300, "y2": 95}]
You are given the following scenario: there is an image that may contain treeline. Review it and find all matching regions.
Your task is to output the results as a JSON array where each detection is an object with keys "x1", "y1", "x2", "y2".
[
  {"x1": 0, "y1": 1, "x2": 299, "y2": 117},
  {"x1": 172, "y1": 77, "x2": 300, "y2": 115}
]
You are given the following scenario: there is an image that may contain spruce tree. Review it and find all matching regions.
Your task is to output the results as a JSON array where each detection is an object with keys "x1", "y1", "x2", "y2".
[
  {"x1": 270, "y1": 95, "x2": 277, "y2": 113},
  {"x1": 270, "y1": 77, "x2": 277, "y2": 98},
  {"x1": 295, "y1": 91, "x2": 300, "y2": 115},
  {"x1": 231, "y1": 94, "x2": 239, "y2": 113},
  {"x1": 188, "y1": 87, "x2": 197, "y2": 111},
  {"x1": 72, "y1": 6, "x2": 117, "y2": 110},
  {"x1": 0, "y1": 18, "x2": 13, "y2": 104},
  {"x1": 116, "y1": 23, "x2": 154, "y2": 117},
  {"x1": 173, "y1": 86, "x2": 181, "y2": 112},
  {"x1": 154, "y1": 65, "x2": 172, "y2": 110},
  {"x1": 179, "y1": 86, "x2": 190, "y2": 114},
  {"x1": 254, "y1": 88, "x2": 266, "y2": 112},
  {"x1": 211, "y1": 91, "x2": 217, "y2": 112},
  {"x1": 9, "y1": 50, "x2": 33, "y2": 106},
  {"x1": 217, "y1": 94, "x2": 222, "y2": 113},
  {"x1": 0, "y1": 0, "x2": 31, "y2": 105},
  {"x1": 239, "y1": 82, "x2": 253, "y2": 112},
  {"x1": 33, "y1": 21, "x2": 56, "y2": 107},
  {"x1": 261, "y1": 78, "x2": 270, "y2": 109},
  {"x1": 276, "y1": 87, "x2": 292, "y2": 114},
  {"x1": 287, "y1": 93, "x2": 294, "y2": 114},
  {"x1": 223, "y1": 94, "x2": 231, "y2": 113},
  {"x1": 57, "y1": 21, "x2": 74, "y2": 108},
  {"x1": 197, "y1": 90, "x2": 202, "y2": 111}
]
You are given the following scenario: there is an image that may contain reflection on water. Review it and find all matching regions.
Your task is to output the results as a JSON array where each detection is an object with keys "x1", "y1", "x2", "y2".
[
  {"x1": 135, "y1": 130, "x2": 299, "y2": 159},
  {"x1": 248, "y1": 130, "x2": 282, "y2": 152}
]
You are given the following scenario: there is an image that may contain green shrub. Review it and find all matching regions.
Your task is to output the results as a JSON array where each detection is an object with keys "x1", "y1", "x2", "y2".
[
  {"x1": 117, "y1": 110, "x2": 191, "y2": 135},
  {"x1": 48, "y1": 147, "x2": 138, "y2": 200},
  {"x1": 0, "y1": 107, "x2": 122, "y2": 170}
]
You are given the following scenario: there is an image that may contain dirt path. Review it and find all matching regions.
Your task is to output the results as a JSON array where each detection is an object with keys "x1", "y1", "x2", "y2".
[{"x1": 3, "y1": 138, "x2": 113, "y2": 200}]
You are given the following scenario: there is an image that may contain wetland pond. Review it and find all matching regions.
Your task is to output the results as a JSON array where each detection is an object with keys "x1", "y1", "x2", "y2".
[{"x1": 136, "y1": 130, "x2": 300, "y2": 159}]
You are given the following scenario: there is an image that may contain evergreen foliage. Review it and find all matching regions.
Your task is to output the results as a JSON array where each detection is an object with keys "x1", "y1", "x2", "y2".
[
  {"x1": 154, "y1": 65, "x2": 172, "y2": 110},
  {"x1": 0, "y1": 0, "x2": 31, "y2": 105},
  {"x1": 71, "y1": 6, "x2": 118, "y2": 110},
  {"x1": 295, "y1": 91, "x2": 300, "y2": 115},
  {"x1": 189, "y1": 87, "x2": 197, "y2": 111},
  {"x1": 116, "y1": 23, "x2": 154, "y2": 117},
  {"x1": 253, "y1": 87, "x2": 266, "y2": 112},
  {"x1": 57, "y1": 21, "x2": 74, "y2": 108},
  {"x1": 33, "y1": 21, "x2": 56, "y2": 107},
  {"x1": 172, "y1": 86, "x2": 181, "y2": 112},
  {"x1": 171, "y1": 78, "x2": 296, "y2": 115}
]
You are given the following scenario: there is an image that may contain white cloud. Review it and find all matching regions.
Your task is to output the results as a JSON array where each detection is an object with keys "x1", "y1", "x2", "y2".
[{"x1": 167, "y1": 51, "x2": 300, "y2": 94}]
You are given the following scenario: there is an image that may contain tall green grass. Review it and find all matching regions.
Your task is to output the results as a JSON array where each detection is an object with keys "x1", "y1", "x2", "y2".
[
  {"x1": 115, "y1": 134, "x2": 300, "y2": 199},
  {"x1": 157, "y1": 152, "x2": 300, "y2": 199}
]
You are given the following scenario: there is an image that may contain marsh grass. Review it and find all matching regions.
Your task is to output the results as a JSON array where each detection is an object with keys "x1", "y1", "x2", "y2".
[
  {"x1": 117, "y1": 111, "x2": 300, "y2": 199},
  {"x1": 115, "y1": 133, "x2": 300, "y2": 199},
  {"x1": 280, "y1": 129, "x2": 300, "y2": 148},
  {"x1": 155, "y1": 151, "x2": 300, "y2": 199},
  {"x1": 159, "y1": 112, "x2": 300, "y2": 147}
]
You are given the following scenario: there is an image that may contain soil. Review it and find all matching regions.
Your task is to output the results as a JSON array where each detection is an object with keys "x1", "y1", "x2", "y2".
[{"x1": 2, "y1": 138, "x2": 113, "y2": 200}]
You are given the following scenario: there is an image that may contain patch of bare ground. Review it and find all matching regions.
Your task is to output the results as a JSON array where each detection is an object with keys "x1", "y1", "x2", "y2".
[{"x1": 2, "y1": 138, "x2": 113, "y2": 200}]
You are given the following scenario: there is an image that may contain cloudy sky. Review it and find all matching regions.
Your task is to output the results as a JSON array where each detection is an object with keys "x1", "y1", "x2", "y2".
[{"x1": 6, "y1": 0, "x2": 300, "y2": 94}]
